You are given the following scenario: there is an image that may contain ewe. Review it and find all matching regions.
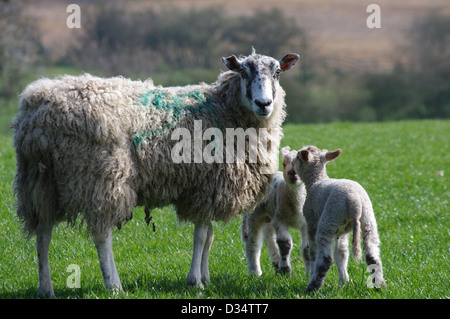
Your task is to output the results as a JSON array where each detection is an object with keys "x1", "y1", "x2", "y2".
[
  {"x1": 12, "y1": 50, "x2": 299, "y2": 297},
  {"x1": 294, "y1": 145, "x2": 385, "y2": 292},
  {"x1": 242, "y1": 146, "x2": 309, "y2": 276}
]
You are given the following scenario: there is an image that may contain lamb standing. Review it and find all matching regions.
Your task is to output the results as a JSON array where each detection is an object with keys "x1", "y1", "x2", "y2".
[
  {"x1": 12, "y1": 50, "x2": 299, "y2": 297},
  {"x1": 294, "y1": 145, "x2": 385, "y2": 292},
  {"x1": 242, "y1": 146, "x2": 309, "y2": 276}
]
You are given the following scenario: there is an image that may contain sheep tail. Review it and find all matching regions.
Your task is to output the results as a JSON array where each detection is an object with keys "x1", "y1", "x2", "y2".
[
  {"x1": 13, "y1": 126, "x2": 59, "y2": 239},
  {"x1": 352, "y1": 219, "x2": 362, "y2": 261}
]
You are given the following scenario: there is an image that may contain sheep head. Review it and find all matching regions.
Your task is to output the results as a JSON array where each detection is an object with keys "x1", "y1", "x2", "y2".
[
  {"x1": 280, "y1": 146, "x2": 301, "y2": 185},
  {"x1": 294, "y1": 145, "x2": 341, "y2": 186},
  {"x1": 222, "y1": 50, "x2": 299, "y2": 119}
]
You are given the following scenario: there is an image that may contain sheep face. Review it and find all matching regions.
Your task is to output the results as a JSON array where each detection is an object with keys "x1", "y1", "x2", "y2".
[
  {"x1": 223, "y1": 52, "x2": 299, "y2": 119},
  {"x1": 294, "y1": 145, "x2": 341, "y2": 183},
  {"x1": 280, "y1": 146, "x2": 301, "y2": 185}
]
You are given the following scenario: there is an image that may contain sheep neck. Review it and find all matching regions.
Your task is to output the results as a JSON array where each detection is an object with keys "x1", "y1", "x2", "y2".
[
  {"x1": 302, "y1": 168, "x2": 328, "y2": 191},
  {"x1": 285, "y1": 182, "x2": 303, "y2": 204}
]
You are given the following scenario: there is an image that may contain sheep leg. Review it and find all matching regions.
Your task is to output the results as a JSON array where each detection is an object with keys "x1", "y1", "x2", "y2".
[
  {"x1": 275, "y1": 222, "x2": 293, "y2": 276},
  {"x1": 36, "y1": 227, "x2": 55, "y2": 298},
  {"x1": 200, "y1": 222, "x2": 214, "y2": 284},
  {"x1": 243, "y1": 212, "x2": 266, "y2": 276},
  {"x1": 306, "y1": 232, "x2": 334, "y2": 293},
  {"x1": 362, "y1": 226, "x2": 386, "y2": 288},
  {"x1": 307, "y1": 226, "x2": 317, "y2": 274},
  {"x1": 299, "y1": 223, "x2": 311, "y2": 275},
  {"x1": 186, "y1": 222, "x2": 211, "y2": 286},
  {"x1": 93, "y1": 227, "x2": 122, "y2": 291},
  {"x1": 263, "y1": 222, "x2": 280, "y2": 273},
  {"x1": 334, "y1": 233, "x2": 350, "y2": 283}
]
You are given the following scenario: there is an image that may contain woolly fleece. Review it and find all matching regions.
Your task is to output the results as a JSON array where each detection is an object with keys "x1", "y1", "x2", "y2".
[{"x1": 13, "y1": 69, "x2": 286, "y2": 237}]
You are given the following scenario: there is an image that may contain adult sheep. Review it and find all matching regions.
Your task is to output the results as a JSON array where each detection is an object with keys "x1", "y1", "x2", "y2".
[{"x1": 13, "y1": 49, "x2": 299, "y2": 297}]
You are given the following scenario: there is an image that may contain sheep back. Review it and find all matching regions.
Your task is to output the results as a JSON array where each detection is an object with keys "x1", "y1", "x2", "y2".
[
  {"x1": 13, "y1": 72, "x2": 285, "y2": 234},
  {"x1": 304, "y1": 178, "x2": 371, "y2": 234}
]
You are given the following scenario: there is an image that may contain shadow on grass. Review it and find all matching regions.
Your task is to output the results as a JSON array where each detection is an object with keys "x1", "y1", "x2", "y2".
[
  {"x1": 0, "y1": 273, "x2": 310, "y2": 299},
  {"x1": 0, "y1": 285, "x2": 105, "y2": 299},
  {"x1": 204, "y1": 273, "x2": 310, "y2": 298}
]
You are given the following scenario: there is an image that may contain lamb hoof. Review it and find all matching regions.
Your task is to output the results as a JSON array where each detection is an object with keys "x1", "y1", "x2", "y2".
[
  {"x1": 375, "y1": 279, "x2": 387, "y2": 289},
  {"x1": 277, "y1": 266, "x2": 292, "y2": 277},
  {"x1": 305, "y1": 282, "x2": 321, "y2": 293},
  {"x1": 305, "y1": 285, "x2": 318, "y2": 294},
  {"x1": 272, "y1": 262, "x2": 280, "y2": 273}
]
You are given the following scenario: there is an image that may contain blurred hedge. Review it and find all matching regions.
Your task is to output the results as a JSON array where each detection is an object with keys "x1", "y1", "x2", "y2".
[
  {"x1": 64, "y1": 3, "x2": 449, "y2": 123},
  {"x1": 1, "y1": 1, "x2": 449, "y2": 135}
]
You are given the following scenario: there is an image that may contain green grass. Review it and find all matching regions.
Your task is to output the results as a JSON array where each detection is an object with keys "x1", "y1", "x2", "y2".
[{"x1": 0, "y1": 120, "x2": 448, "y2": 299}]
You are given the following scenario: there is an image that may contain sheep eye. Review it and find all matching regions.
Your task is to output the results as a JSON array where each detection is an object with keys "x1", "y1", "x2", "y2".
[
  {"x1": 239, "y1": 68, "x2": 247, "y2": 77},
  {"x1": 274, "y1": 69, "x2": 281, "y2": 78}
]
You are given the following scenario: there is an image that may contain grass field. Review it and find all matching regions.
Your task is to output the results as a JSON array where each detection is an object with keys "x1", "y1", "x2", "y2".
[{"x1": 0, "y1": 120, "x2": 448, "y2": 299}]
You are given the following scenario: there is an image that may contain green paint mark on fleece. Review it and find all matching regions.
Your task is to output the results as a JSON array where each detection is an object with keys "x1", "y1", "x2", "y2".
[{"x1": 133, "y1": 89, "x2": 214, "y2": 146}]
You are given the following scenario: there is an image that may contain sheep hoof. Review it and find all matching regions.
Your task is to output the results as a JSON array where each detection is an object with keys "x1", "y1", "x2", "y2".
[
  {"x1": 305, "y1": 285, "x2": 316, "y2": 293},
  {"x1": 305, "y1": 281, "x2": 322, "y2": 293},
  {"x1": 248, "y1": 269, "x2": 262, "y2": 277},
  {"x1": 186, "y1": 277, "x2": 203, "y2": 288},
  {"x1": 272, "y1": 262, "x2": 280, "y2": 273},
  {"x1": 37, "y1": 289, "x2": 55, "y2": 299},
  {"x1": 374, "y1": 280, "x2": 387, "y2": 289},
  {"x1": 277, "y1": 266, "x2": 292, "y2": 277},
  {"x1": 201, "y1": 276, "x2": 210, "y2": 285}
]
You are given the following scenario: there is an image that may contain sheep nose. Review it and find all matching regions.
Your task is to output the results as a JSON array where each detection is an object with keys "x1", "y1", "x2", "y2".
[{"x1": 254, "y1": 98, "x2": 272, "y2": 109}]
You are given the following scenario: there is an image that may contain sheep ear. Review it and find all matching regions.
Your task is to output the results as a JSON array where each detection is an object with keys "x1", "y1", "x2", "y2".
[
  {"x1": 299, "y1": 149, "x2": 310, "y2": 162},
  {"x1": 222, "y1": 55, "x2": 241, "y2": 72},
  {"x1": 280, "y1": 53, "x2": 300, "y2": 71},
  {"x1": 280, "y1": 146, "x2": 290, "y2": 158},
  {"x1": 325, "y1": 149, "x2": 341, "y2": 162}
]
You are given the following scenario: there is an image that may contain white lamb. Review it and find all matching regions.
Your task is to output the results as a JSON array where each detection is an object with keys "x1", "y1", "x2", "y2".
[
  {"x1": 294, "y1": 145, "x2": 385, "y2": 292},
  {"x1": 12, "y1": 49, "x2": 299, "y2": 297},
  {"x1": 242, "y1": 146, "x2": 309, "y2": 277}
]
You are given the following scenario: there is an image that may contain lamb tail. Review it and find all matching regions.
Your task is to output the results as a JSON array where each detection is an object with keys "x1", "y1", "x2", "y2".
[{"x1": 352, "y1": 219, "x2": 362, "y2": 261}]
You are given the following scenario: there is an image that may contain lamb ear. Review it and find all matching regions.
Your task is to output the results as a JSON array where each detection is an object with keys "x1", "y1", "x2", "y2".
[
  {"x1": 280, "y1": 146, "x2": 290, "y2": 158},
  {"x1": 280, "y1": 53, "x2": 300, "y2": 71},
  {"x1": 222, "y1": 55, "x2": 241, "y2": 72},
  {"x1": 299, "y1": 149, "x2": 310, "y2": 162},
  {"x1": 325, "y1": 149, "x2": 341, "y2": 162}
]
